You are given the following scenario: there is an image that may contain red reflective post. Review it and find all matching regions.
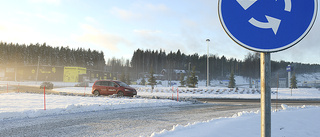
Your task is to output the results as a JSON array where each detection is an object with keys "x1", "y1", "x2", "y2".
[
  {"x1": 172, "y1": 87, "x2": 174, "y2": 100},
  {"x1": 177, "y1": 88, "x2": 179, "y2": 102},
  {"x1": 84, "y1": 85, "x2": 86, "y2": 96}
]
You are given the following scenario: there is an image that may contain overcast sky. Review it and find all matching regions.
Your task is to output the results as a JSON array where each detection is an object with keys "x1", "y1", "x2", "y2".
[{"x1": 0, "y1": 0, "x2": 319, "y2": 64}]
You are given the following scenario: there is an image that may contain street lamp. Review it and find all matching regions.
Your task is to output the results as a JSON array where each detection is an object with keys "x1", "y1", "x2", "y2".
[
  {"x1": 36, "y1": 56, "x2": 40, "y2": 82},
  {"x1": 206, "y1": 39, "x2": 210, "y2": 87},
  {"x1": 287, "y1": 65, "x2": 291, "y2": 88}
]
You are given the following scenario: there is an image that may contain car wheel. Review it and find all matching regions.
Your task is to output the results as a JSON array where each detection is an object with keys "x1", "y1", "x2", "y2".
[
  {"x1": 117, "y1": 91, "x2": 124, "y2": 97},
  {"x1": 94, "y1": 90, "x2": 100, "y2": 96}
]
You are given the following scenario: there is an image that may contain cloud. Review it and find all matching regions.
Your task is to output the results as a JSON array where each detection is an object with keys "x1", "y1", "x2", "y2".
[
  {"x1": 132, "y1": 29, "x2": 164, "y2": 49},
  {"x1": 133, "y1": 29, "x2": 162, "y2": 36},
  {"x1": 36, "y1": 12, "x2": 67, "y2": 23},
  {"x1": 132, "y1": 28, "x2": 201, "y2": 55},
  {"x1": 85, "y1": 17, "x2": 98, "y2": 24},
  {"x1": 73, "y1": 24, "x2": 130, "y2": 53},
  {"x1": 145, "y1": 3, "x2": 168, "y2": 12},
  {"x1": 272, "y1": 22, "x2": 320, "y2": 64},
  {"x1": 0, "y1": 21, "x2": 46, "y2": 44},
  {"x1": 15, "y1": 10, "x2": 66, "y2": 24},
  {"x1": 110, "y1": 7, "x2": 141, "y2": 21},
  {"x1": 110, "y1": 2, "x2": 171, "y2": 21}
]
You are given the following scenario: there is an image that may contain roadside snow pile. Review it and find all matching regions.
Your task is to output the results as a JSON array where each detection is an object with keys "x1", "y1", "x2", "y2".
[
  {"x1": 0, "y1": 81, "x2": 81, "y2": 88},
  {"x1": 50, "y1": 86, "x2": 320, "y2": 99},
  {"x1": 151, "y1": 106, "x2": 320, "y2": 137},
  {"x1": 297, "y1": 72, "x2": 320, "y2": 82},
  {"x1": 136, "y1": 87, "x2": 320, "y2": 99},
  {"x1": 53, "y1": 87, "x2": 91, "y2": 94},
  {"x1": 136, "y1": 87, "x2": 263, "y2": 98},
  {"x1": 0, "y1": 93, "x2": 190, "y2": 121}
]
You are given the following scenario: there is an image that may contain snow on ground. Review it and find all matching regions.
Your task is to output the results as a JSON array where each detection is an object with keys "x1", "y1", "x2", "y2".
[
  {"x1": 2, "y1": 76, "x2": 319, "y2": 100},
  {"x1": 0, "y1": 81, "x2": 92, "y2": 88},
  {"x1": 151, "y1": 105, "x2": 320, "y2": 137},
  {"x1": 297, "y1": 72, "x2": 320, "y2": 82},
  {"x1": 48, "y1": 85, "x2": 320, "y2": 100},
  {"x1": 0, "y1": 93, "x2": 190, "y2": 121},
  {"x1": 135, "y1": 86, "x2": 320, "y2": 99}
]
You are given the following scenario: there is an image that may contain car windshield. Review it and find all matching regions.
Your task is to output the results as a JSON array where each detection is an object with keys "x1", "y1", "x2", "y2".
[{"x1": 115, "y1": 81, "x2": 129, "y2": 87}]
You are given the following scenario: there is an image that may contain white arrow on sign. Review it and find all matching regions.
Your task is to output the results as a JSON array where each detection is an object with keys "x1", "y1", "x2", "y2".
[
  {"x1": 236, "y1": 0, "x2": 258, "y2": 10},
  {"x1": 238, "y1": 0, "x2": 292, "y2": 11},
  {"x1": 284, "y1": 0, "x2": 292, "y2": 12},
  {"x1": 249, "y1": 15, "x2": 281, "y2": 35}
]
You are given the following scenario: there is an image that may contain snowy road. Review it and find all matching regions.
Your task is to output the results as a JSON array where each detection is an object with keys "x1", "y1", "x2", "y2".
[{"x1": 0, "y1": 103, "x2": 261, "y2": 137}]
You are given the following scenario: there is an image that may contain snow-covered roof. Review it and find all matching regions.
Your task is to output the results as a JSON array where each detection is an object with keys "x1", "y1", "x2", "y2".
[{"x1": 174, "y1": 69, "x2": 186, "y2": 74}]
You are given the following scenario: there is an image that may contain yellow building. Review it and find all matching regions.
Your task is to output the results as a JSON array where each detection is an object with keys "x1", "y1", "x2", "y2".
[{"x1": 63, "y1": 67, "x2": 86, "y2": 82}]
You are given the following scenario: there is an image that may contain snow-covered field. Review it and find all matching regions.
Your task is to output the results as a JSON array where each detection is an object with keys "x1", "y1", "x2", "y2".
[
  {"x1": 151, "y1": 105, "x2": 320, "y2": 137},
  {"x1": 50, "y1": 86, "x2": 320, "y2": 100},
  {"x1": 135, "y1": 86, "x2": 320, "y2": 99},
  {"x1": 0, "y1": 93, "x2": 190, "y2": 121}
]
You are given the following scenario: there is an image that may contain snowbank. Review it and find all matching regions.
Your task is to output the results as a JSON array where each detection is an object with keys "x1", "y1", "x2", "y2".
[
  {"x1": 49, "y1": 86, "x2": 320, "y2": 100},
  {"x1": 135, "y1": 86, "x2": 320, "y2": 100},
  {"x1": 151, "y1": 106, "x2": 320, "y2": 137},
  {"x1": 0, "y1": 93, "x2": 190, "y2": 121}
]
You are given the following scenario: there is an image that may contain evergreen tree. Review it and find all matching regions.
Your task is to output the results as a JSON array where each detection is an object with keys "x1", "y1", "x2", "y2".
[
  {"x1": 120, "y1": 71, "x2": 126, "y2": 82},
  {"x1": 126, "y1": 72, "x2": 131, "y2": 85},
  {"x1": 141, "y1": 77, "x2": 146, "y2": 85},
  {"x1": 228, "y1": 71, "x2": 236, "y2": 88},
  {"x1": 290, "y1": 72, "x2": 297, "y2": 89},
  {"x1": 148, "y1": 68, "x2": 156, "y2": 89},
  {"x1": 186, "y1": 74, "x2": 191, "y2": 87},
  {"x1": 188, "y1": 66, "x2": 198, "y2": 88},
  {"x1": 179, "y1": 73, "x2": 185, "y2": 87}
]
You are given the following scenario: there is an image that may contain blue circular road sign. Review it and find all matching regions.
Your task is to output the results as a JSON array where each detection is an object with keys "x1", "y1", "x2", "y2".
[{"x1": 218, "y1": 0, "x2": 318, "y2": 52}]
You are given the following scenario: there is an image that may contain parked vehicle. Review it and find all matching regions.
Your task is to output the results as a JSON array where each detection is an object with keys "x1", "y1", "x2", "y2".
[
  {"x1": 92, "y1": 80, "x2": 137, "y2": 97},
  {"x1": 40, "y1": 82, "x2": 53, "y2": 89},
  {"x1": 75, "y1": 81, "x2": 89, "y2": 87}
]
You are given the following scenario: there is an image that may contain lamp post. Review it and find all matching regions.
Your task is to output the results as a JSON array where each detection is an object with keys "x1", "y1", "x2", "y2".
[
  {"x1": 206, "y1": 39, "x2": 210, "y2": 87},
  {"x1": 36, "y1": 56, "x2": 40, "y2": 82}
]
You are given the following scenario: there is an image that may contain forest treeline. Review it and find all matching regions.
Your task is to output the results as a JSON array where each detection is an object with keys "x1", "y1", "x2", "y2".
[
  {"x1": 0, "y1": 42, "x2": 106, "y2": 70},
  {"x1": 1, "y1": 42, "x2": 320, "y2": 80},
  {"x1": 129, "y1": 49, "x2": 320, "y2": 80}
]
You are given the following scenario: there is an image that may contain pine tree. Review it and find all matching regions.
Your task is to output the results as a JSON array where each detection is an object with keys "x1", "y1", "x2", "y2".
[
  {"x1": 186, "y1": 74, "x2": 191, "y2": 87},
  {"x1": 290, "y1": 72, "x2": 297, "y2": 89},
  {"x1": 148, "y1": 68, "x2": 156, "y2": 89},
  {"x1": 179, "y1": 73, "x2": 185, "y2": 87},
  {"x1": 228, "y1": 71, "x2": 236, "y2": 88},
  {"x1": 126, "y1": 72, "x2": 131, "y2": 85},
  {"x1": 188, "y1": 66, "x2": 198, "y2": 88},
  {"x1": 120, "y1": 71, "x2": 126, "y2": 82},
  {"x1": 141, "y1": 77, "x2": 146, "y2": 85}
]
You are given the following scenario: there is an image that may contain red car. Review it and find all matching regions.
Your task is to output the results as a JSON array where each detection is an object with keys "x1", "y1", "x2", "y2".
[{"x1": 92, "y1": 80, "x2": 137, "y2": 97}]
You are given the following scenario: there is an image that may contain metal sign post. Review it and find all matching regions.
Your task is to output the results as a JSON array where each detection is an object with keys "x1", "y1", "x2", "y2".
[{"x1": 260, "y1": 52, "x2": 271, "y2": 137}]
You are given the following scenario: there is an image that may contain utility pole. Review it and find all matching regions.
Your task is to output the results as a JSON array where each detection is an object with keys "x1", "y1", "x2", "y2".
[
  {"x1": 287, "y1": 65, "x2": 291, "y2": 88},
  {"x1": 36, "y1": 56, "x2": 40, "y2": 82},
  {"x1": 206, "y1": 39, "x2": 210, "y2": 87}
]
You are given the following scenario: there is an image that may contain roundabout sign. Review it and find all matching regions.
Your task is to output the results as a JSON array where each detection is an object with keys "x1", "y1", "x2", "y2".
[{"x1": 218, "y1": 0, "x2": 318, "y2": 52}]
